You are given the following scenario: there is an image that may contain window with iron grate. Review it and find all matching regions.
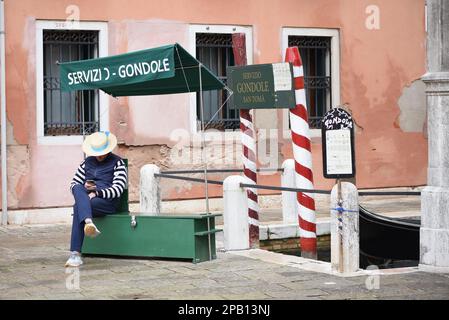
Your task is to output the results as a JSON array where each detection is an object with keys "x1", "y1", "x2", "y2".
[
  {"x1": 43, "y1": 30, "x2": 100, "y2": 136},
  {"x1": 195, "y1": 33, "x2": 238, "y2": 130},
  {"x1": 288, "y1": 36, "x2": 332, "y2": 129}
]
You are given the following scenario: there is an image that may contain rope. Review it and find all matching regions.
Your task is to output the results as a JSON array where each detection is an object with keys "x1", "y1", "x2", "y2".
[
  {"x1": 240, "y1": 183, "x2": 331, "y2": 195},
  {"x1": 175, "y1": 46, "x2": 234, "y2": 132},
  {"x1": 155, "y1": 172, "x2": 422, "y2": 196},
  {"x1": 154, "y1": 173, "x2": 223, "y2": 185},
  {"x1": 331, "y1": 207, "x2": 359, "y2": 213},
  {"x1": 160, "y1": 168, "x2": 283, "y2": 175},
  {"x1": 175, "y1": 46, "x2": 191, "y2": 93},
  {"x1": 334, "y1": 206, "x2": 344, "y2": 237},
  {"x1": 359, "y1": 191, "x2": 421, "y2": 196},
  {"x1": 203, "y1": 86, "x2": 234, "y2": 131}
]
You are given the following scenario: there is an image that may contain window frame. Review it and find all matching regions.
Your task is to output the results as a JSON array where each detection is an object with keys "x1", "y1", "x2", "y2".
[
  {"x1": 35, "y1": 20, "x2": 109, "y2": 145},
  {"x1": 281, "y1": 27, "x2": 340, "y2": 138},
  {"x1": 188, "y1": 24, "x2": 253, "y2": 134}
]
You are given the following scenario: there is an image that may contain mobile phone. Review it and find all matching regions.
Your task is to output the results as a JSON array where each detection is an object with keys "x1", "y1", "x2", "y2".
[{"x1": 86, "y1": 180, "x2": 96, "y2": 192}]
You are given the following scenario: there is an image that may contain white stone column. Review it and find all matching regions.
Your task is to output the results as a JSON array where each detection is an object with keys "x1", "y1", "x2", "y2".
[
  {"x1": 281, "y1": 159, "x2": 297, "y2": 224},
  {"x1": 223, "y1": 175, "x2": 249, "y2": 251},
  {"x1": 420, "y1": 0, "x2": 449, "y2": 273},
  {"x1": 139, "y1": 164, "x2": 161, "y2": 216},
  {"x1": 330, "y1": 182, "x2": 359, "y2": 274}
]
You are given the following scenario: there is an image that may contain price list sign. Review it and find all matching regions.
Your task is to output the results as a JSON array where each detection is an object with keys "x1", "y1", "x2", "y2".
[{"x1": 321, "y1": 108, "x2": 356, "y2": 179}]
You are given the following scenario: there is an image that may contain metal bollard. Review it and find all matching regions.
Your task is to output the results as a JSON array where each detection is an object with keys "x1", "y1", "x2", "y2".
[
  {"x1": 281, "y1": 159, "x2": 297, "y2": 224},
  {"x1": 139, "y1": 164, "x2": 161, "y2": 216},
  {"x1": 330, "y1": 181, "x2": 359, "y2": 274},
  {"x1": 223, "y1": 175, "x2": 250, "y2": 251}
]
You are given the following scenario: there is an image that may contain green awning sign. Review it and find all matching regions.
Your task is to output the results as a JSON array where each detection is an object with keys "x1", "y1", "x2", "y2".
[
  {"x1": 227, "y1": 62, "x2": 296, "y2": 110},
  {"x1": 60, "y1": 43, "x2": 225, "y2": 96},
  {"x1": 63, "y1": 46, "x2": 174, "y2": 90}
]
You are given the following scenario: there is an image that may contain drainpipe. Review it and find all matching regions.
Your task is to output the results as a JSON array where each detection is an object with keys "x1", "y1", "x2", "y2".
[{"x1": 0, "y1": 0, "x2": 7, "y2": 226}]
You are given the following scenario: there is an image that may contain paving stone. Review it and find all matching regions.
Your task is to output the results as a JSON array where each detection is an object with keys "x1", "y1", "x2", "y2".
[
  {"x1": 178, "y1": 294, "x2": 225, "y2": 300},
  {"x1": 166, "y1": 266, "x2": 214, "y2": 277},
  {"x1": 1, "y1": 224, "x2": 449, "y2": 300},
  {"x1": 177, "y1": 287, "x2": 235, "y2": 297},
  {"x1": 126, "y1": 278, "x2": 175, "y2": 290},
  {"x1": 266, "y1": 288, "x2": 330, "y2": 299},
  {"x1": 0, "y1": 292, "x2": 32, "y2": 299},
  {"x1": 206, "y1": 272, "x2": 248, "y2": 282},
  {"x1": 162, "y1": 277, "x2": 221, "y2": 289},
  {"x1": 43, "y1": 292, "x2": 86, "y2": 300},
  {"x1": 220, "y1": 292, "x2": 271, "y2": 300},
  {"x1": 320, "y1": 285, "x2": 388, "y2": 300},
  {"x1": 115, "y1": 293, "x2": 156, "y2": 300}
]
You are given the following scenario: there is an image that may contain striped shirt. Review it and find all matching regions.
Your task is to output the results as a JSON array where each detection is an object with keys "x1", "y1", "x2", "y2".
[{"x1": 70, "y1": 154, "x2": 127, "y2": 199}]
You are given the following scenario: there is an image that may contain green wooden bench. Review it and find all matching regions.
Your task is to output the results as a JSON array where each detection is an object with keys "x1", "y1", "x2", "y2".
[{"x1": 82, "y1": 160, "x2": 221, "y2": 263}]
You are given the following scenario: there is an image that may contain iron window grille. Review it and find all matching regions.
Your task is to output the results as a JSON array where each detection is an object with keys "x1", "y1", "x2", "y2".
[
  {"x1": 43, "y1": 30, "x2": 100, "y2": 136},
  {"x1": 196, "y1": 33, "x2": 239, "y2": 130},
  {"x1": 288, "y1": 36, "x2": 332, "y2": 129}
]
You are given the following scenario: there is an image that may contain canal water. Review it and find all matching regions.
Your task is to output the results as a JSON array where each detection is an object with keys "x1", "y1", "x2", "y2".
[{"x1": 276, "y1": 247, "x2": 418, "y2": 270}]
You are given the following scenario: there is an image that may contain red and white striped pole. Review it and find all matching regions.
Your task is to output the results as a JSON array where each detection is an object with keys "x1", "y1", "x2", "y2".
[
  {"x1": 239, "y1": 110, "x2": 259, "y2": 248},
  {"x1": 285, "y1": 47, "x2": 317, "y2": 259},
  {"x1": 232, "y1": 33, "x2": 259, "y2": 248}
]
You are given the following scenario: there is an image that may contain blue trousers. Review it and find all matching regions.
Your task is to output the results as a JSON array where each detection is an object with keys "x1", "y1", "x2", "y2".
[{"x1": 70, "y1": 184, "x2": 117, "y2": 252}]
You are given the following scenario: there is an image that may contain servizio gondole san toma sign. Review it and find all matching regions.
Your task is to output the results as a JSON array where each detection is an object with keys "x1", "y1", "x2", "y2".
[{"x1": 227, "y1": 62, "x2": 296, "y2": 109}]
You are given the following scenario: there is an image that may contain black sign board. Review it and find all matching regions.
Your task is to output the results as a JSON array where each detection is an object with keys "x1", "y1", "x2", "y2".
[{"x1": 321, "y1": 108, "x2": 356, "y2": 179}]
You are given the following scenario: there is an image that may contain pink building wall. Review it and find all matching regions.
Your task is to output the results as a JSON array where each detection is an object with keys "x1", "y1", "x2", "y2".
[{"x1": 0, "y1": 0, "x2": 427, "y2": 209}]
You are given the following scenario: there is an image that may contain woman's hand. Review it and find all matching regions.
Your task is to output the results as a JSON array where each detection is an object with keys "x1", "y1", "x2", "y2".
[{"x1": 88, "y1": 192, "x2": 96, "y2": 200}]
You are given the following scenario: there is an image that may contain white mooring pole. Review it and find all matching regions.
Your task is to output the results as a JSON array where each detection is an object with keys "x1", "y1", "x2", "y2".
[
  {"x1": 330, "y1": 181, "x2": 359, "y2": 274},
  {"x1": 139, "y1": 164, "x2": 161, "y2": 216},
  {"x1": 223, "y1": 175, "x2": 249, "y2": 251},
  {"x1": 281, "y1": 159, "x2": 297, "y2": 224}
]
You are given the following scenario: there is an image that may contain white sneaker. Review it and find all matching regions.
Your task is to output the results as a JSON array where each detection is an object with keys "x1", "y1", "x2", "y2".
[
  {"x1": 84, "y1": 222, "x2": 101, "y2": 238},
  {"x1": 65, "y1": 252, "x2": 83, "y2": 267}
]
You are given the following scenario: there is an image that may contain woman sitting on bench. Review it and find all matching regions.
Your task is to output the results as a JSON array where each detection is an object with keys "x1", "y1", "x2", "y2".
[{"x1": 65, "y1": 131, "x2": 128, "y2": 268}]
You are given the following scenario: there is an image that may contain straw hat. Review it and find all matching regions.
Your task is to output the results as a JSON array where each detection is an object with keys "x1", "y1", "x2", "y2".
[{"x1": 82, "y1": 131, "x2": 117, "y2": 157}]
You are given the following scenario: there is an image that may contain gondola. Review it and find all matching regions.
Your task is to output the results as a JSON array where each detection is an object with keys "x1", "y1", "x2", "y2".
[{"x1": 359, "y1": 205, "x2": 420, "y2": 268}]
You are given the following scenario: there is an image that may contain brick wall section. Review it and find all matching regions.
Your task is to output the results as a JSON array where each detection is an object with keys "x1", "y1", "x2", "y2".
[{"x1": 260, "y1": 235, "x2": 330, "y2": 252}]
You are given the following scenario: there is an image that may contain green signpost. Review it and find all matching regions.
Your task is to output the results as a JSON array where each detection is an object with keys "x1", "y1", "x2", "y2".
[{"x1": 227, "y1": 62, "x2": 296, "y2": 110}]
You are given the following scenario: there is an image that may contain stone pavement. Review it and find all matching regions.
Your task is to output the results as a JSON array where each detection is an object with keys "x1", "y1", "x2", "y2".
[{"x1": 0, "y1": 223, "x2": 448, "y2": 300}]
